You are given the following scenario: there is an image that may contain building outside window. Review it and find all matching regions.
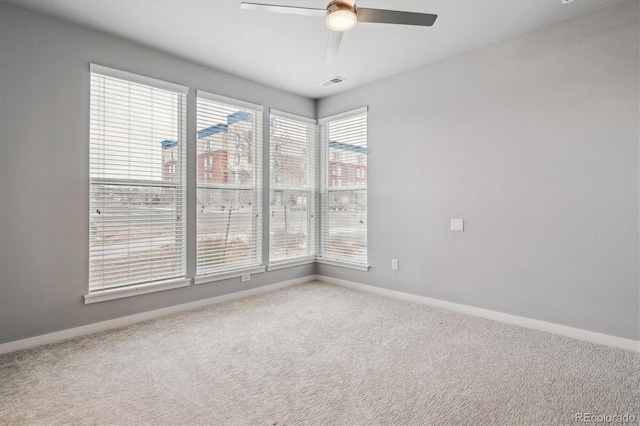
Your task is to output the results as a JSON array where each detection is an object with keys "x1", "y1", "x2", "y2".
[{"x1": 204, "y1": 156, "x2": 213, "y2": 169}]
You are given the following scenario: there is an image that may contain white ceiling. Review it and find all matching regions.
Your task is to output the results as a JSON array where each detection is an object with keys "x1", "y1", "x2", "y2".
[{"x1": 4, "y1": 0, "x2": 624, "y2": 99}]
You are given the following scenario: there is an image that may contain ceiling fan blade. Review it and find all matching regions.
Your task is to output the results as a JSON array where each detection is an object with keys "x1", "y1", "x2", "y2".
[
  {"x1": 356, "y1": 8, "x2": 437, "y2": 26},
  {"x1": 240, "y1": 2, "x2": 326, "y2": 17},
  {"x1": 325, "y1": 30, "x2": 344, "y2": 61}
]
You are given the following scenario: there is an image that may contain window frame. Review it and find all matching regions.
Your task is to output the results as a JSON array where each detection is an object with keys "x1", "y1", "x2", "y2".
[
  {"x1": 86, "y1": 64, "x2": 189, "y2": 303},
  {"x1": 318, "y1": 107, "x2": 369, "y2": 271},
  {"x1": 194, "y1": 90, "x2": 265, "y2": 284},
  {"x1": 267, "y1": 109, "x2": 319, "y2": 269},
  {"x1": 86, "y1": 67, "x2": 369, "y2": 304}
]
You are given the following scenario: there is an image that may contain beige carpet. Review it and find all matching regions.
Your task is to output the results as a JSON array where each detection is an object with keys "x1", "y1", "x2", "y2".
[{"x1": 1, "y1": 282, "x2": 638, "y2": 425}]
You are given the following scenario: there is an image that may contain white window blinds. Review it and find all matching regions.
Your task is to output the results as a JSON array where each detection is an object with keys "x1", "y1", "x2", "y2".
[
  {"x1": 196, "y1": 91, "x2": 263, "y2": 275},
  {"x1": 89, "y1": 65, "x2": 187, "y2": 292},
  {"x1": 269, "y1": 110, "x2": 318, "y2": 264},
  {"x1": 319, "y1": 108, "x2": 368, "y2": 266}
]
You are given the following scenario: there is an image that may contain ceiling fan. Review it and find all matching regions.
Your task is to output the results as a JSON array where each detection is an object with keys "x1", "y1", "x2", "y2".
[{"x1": 240, "y1": 1, "x2": 437, "y2": 61}]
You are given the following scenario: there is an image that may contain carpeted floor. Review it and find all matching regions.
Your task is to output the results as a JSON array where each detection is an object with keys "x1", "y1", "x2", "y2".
[{"x1": 0, "y1": 282, "x2": 638, "y2": 425}]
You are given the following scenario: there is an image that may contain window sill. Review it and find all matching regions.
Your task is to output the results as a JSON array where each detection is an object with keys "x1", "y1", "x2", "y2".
[
  {"x1": 267, "y1": 257, "x2": 316, "y2": 271},
  {"x1": 194, "y1": 266, "x2": 266, "y2": 285},
  {"x1": 84, "y1": 277, "x2": 191, "y2": 304},
  {"x1": 315, "y1": 258, "x2": 370, "y2": 271}
]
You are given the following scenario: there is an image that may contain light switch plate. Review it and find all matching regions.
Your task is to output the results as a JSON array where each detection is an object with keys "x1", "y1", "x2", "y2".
[{"x1": 451, "y1": 219, "x2": 464, "y2": 232}]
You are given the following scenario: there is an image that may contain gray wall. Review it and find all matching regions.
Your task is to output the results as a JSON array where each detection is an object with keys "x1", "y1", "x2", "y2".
[
  {"x1": 0, "y1": 2, "x2": 315, "y2": 345},
  {"x1": 317, "y1": 0, "x2": 640, "y2": 341}
]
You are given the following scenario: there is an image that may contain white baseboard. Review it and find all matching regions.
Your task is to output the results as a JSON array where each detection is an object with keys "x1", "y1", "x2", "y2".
[
  {"x1": 317, "y1": 275, "x2": 640, "y2": 353},
  {"x1": 3, "y1": 274, "x2": 637, "y2": 355},
  {"x1": 0, "y1": 275, "x2": 318, "y2": 355}
]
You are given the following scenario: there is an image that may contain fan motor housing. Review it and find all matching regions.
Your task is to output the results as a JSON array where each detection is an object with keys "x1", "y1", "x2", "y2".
[{"x1": 326, "y1": 1, "x2": 356, "y2": 16}]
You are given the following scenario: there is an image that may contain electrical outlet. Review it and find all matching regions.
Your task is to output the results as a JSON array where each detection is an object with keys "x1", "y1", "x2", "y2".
[
  {"x1": 391, "y1": 259, "x2": 398, "y2": 270},
  {"x1": 241, "y1": 274, "x2": 250, "y2": 282}
]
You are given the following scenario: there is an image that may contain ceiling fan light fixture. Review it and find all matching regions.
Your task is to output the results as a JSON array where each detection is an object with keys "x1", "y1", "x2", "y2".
[{"x1": 326, "y1": 3, "x2": 357, "y2": 32}]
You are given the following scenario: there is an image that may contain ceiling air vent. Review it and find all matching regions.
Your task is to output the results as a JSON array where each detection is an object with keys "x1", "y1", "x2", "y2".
[{"x1": 319, "y1": 76, "x2": 346, "y2": 88}]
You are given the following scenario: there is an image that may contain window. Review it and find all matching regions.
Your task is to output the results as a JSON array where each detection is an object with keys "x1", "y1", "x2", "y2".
[
  {"x1": 89, "y1": 65, "x2": 187, "y2": 293},
  {"x1": 319, "y1": 108, "x2": 367, "y2": 266},
  {"x1": 269, "y1": 110, "x2": 318, "y2": 264},
  {"x1": 203, "y1": 156, "x2": 213, "y2": 169},
  {"x1": 196, "y1": 91, "x2": 263, "y2": 277}
]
